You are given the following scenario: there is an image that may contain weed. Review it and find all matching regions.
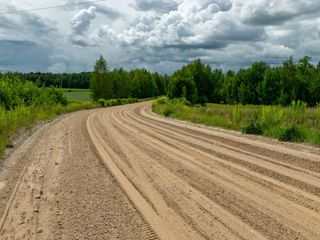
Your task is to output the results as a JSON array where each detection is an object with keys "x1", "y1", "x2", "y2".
[
  {"x1": 278, "y1": 124, "x2": 306, "y2": 142},
  {"x1": 232, "y1": 106, "x2": 242, "y2": 125},
  {"x1": 242, "y1": 120, "x2": 263, "y2": 135},
  {"x1": 163, "y1": 105, "x2": 175, "y2": 117}
]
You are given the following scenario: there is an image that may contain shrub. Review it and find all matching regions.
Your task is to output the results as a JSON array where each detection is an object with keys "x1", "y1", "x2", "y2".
[
  {"x1": 97, "y1": 98, "x2": 106, "y2": 107},
  {"x1": 163, "y1": 105, "x2": 175, "y2": 117},
  {"x1": 242, "y1": 120, "x2": 263, "y2": 135},
  {"x1": 157, "y1": 97, "x2": 166, "y2": 105},
  {"x1": 278, "y1": 124, "x2": 306, "y2": 142}
]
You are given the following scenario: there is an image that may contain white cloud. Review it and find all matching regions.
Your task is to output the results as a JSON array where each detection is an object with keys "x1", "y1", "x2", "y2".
[{"x1": 70, "y1": 6, "x2": 96, "y2": 45}]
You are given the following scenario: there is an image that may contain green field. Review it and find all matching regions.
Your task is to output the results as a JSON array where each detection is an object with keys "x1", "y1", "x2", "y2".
[{"x1": 60, "y1": 88, "x2": 92, "y2": 102}]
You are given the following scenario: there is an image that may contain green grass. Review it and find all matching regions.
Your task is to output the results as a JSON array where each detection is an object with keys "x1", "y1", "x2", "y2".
[
  {"x1": 152, "y1": 98, "x2": 320, "y2": 146},
  {"x1": 0, "y1": 96, "x2": 142, "y2": 159},
  {"x1": 59, "y1": 88, "x2": 92, "y2": 102},
  {"x1": 0, "y1": 102, "x2": 98, "y2": 158}
]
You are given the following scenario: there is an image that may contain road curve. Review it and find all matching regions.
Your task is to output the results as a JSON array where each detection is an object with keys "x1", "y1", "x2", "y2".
[{"x1": 1, "y1": 101, "x2": 320, "y2": 239}]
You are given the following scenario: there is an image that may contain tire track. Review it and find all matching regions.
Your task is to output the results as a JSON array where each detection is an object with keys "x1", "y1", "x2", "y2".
[
  {"x1": 86, "y1": 111, "x2": 177, "y2": 240},
  {"x1": 108, "y1": 107, "x2": 319, "y2": 239},
  {"x1": 97, "y1": 109, "x2": 266, "y2": 240},
  {"x1": 117, "y1": 107, "x2": 320, "y2": 207},
  {"x1": 139, "y1": 106, "x2": 320, "y2": 168},
  {"x1": 122, "y1": 107, "x2": 320, "y2": 196},
  {"x1": 85, "y1": 102, "x2": 320, "y2": 240}
]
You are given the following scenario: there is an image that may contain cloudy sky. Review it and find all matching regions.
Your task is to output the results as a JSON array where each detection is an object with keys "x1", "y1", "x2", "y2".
[{"x1": 1, "y1": 0, "x2": 320, "y2": 73}]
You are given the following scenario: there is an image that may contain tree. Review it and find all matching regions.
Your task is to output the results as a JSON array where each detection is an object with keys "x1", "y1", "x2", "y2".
[
  {"x1": 220, "y1": 70, "x2": 236, "y2": 104},
  {"x1": 167, "y1": 69, "x2": 197, "y2": 103},
  {"x1": 190, "y1": 59, "x2": 214, "y2": 104},
  {"x1": 257, "y1": 68, "x2": 281, "y2": 105},
  {"x1": 130, "y1": 69, "x2": 158, "y2": 98},
  {"x1": 90, "y1": 55, "x2": 113, "y2": 100}
]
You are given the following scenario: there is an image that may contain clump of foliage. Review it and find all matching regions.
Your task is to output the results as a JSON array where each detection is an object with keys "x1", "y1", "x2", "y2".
[
  {"x1": 98, "y1": 98, "x2": 138, "y2": 107},
  {"x1": 98, "y1": 98, "x2": 107, "y2": 107},
  {"x1": 278, "y1": 124, "x2": 306, "y2": 142},
  {"x1": 0, "y1": 75, "x2": 67, "y2": 110},
  {"x1": 242, "y1": 120, "x2": 263, "y2": 135}
]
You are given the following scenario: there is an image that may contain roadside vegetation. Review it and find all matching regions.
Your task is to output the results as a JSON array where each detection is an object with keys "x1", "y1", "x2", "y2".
[
  {"x1": 0, "y1": 74, "x2": 98, "y2": 158},
  {"x1": 153, "y1": 98, "x2": 320, "y2": 146},
  {"x1": 152, "y1": 55, "x2": 320, "y2": 146}
]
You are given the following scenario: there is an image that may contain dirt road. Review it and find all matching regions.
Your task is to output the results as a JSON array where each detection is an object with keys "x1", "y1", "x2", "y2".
[{"x1": 1, "y1": 101, "x2": 320, "y2": 239}]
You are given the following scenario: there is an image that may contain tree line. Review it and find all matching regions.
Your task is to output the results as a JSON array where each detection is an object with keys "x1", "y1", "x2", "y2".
[
  {"x1": 2, "y1": 55, "x2": 319, "y2": 106},
  {"x1": 90, "y1": 56, "x2": 169, "y2": 101},
  {"x1": 0, "y1": 72, "x2": 91, "y2": 89},
  {"x1": 167, "y1": 56, "x2": 320, "y2": 106},
  {"x1": 90, "y1": 55, "x2": 320, "y2": 106}
]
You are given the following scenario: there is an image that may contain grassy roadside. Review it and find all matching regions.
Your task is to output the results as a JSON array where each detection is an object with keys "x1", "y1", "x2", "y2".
[
  {"x1": 0, "y1": 95, "x2": 150, "y2": 159},
  {"x1": 152, "y1": 98, "x2": 320, "y2": 146},
  {"x1": 0, "y1": 102, "x2": 97, "y2": 158},
  {"x1": 0, "y1": 76, "x2": 146, "y2": 159}
]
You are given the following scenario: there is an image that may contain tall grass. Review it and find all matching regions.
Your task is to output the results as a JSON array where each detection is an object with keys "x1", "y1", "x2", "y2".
[
  {"x1": 152, "y1": 98, "x2": 320, "y2": 146},
  {"x1": 0, "y1": 102, "x2": 97, "y2": 157}
]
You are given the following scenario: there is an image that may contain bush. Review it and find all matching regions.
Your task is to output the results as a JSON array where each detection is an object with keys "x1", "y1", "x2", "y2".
[
  {"x1": 157, "y1": 97, "x2": 166, "y2": 105},
  {"x1": 278, "y1": 124, "x2": 306, "y2": 142},
  {"x1": 242, "y1": 120, "x2": 263, "y2": 135},
  {"x1": 163, "y1": 105, "x2": 175, "y2": 117},
  {"x1": 98, "y1": 98, "x2": 106, "y2": 107}
]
